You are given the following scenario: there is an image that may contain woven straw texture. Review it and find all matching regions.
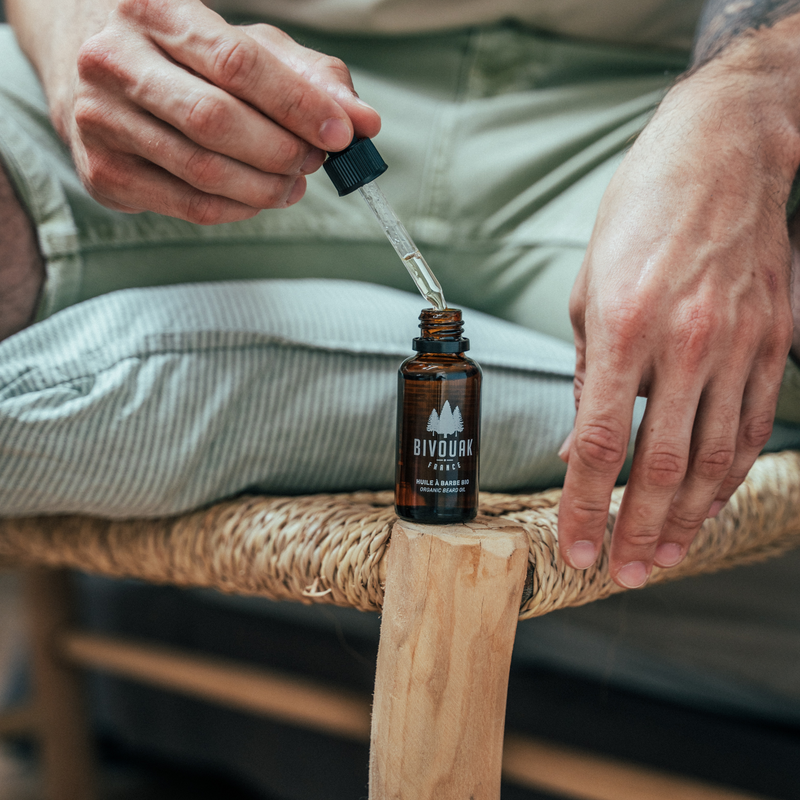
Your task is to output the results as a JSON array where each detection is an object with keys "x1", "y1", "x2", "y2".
[{"x1": 1, "y1": 451, "x2": 799, "y2": 618}]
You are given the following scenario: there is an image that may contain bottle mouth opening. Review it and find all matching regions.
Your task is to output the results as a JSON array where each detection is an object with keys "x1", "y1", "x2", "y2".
[
  {"x1": 418, "y1": 307, "x2": 464, "y2": 338},
  {"x1": 419, "y1": 307, "x2": 460, "y2": 321}
]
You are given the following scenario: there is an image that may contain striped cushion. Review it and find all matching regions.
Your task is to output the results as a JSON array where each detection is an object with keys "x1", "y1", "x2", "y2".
[{"x1": 0, "y1": 279, "x2": 579, "y2": 518}]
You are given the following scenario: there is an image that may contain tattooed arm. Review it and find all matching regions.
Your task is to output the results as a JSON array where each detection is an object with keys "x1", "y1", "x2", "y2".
[
  {"x1": 557, "y1": 2, "x2": 800, "y2": 588},
  {"x1": 692, "y1": 0, "x2": 800, "y2": 68}
]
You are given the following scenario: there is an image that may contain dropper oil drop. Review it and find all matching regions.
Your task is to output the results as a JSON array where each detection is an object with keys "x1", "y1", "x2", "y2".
[{"x1": 402, "y1": 251, "x2": 446, "y2": 311}]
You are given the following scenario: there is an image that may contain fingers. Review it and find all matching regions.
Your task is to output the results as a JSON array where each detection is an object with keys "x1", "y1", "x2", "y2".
[
  {"x1": 134, "y1": 72, "x2": 327, "y2": 178},
  {"x1": 563, "y1": 346, "x2": 788, "y2": 589},
  {"x1": 609, "y1": 377, "x2": 700, "y2": 586},
  {"x1": 73, "y1": 92, "x2": 306, "y2": 218},
  {"x1": 77, "y1": 23, "x2": 327, "y2": 179},
  {"x1": 74, "y1": 0, "x2": 381, "y2": 217},
  {"x1": 76, "y1": 89, "x2": 307, "y2": 212},
  {"x1": 653, "y1": 385, "x2": 739, "y2": 568},
  {"x1": 78, "y1": 146, "x2": 266, "y2": 225},
  {"x1": 114, "y1": 0, "x2": 376, "y2": 151},
  {"x1": 558, "y1": 354, "x2": 639, "y2": 572},
  {"x1": 642, "y1": 352, "x2": 783, "y2": 577},
  {"x1": 243, "y1": 24, "x2": 382, "y2": 141},
  {"x1": 707, "y1": 352, "x2": 787, "y2": 512}
]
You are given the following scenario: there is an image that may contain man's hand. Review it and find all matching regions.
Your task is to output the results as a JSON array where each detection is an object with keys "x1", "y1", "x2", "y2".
[
  {"x1": 10, "y1": 0, "x2": 380, "y2": 223},
  {"x1": 558, "y1": 10, "x2": 800, "y2": 588}
]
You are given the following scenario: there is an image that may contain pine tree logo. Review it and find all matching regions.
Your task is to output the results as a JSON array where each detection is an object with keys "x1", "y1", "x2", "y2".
[{"x1": 426, "y1": 401, "x2": 464, "y2": 437}]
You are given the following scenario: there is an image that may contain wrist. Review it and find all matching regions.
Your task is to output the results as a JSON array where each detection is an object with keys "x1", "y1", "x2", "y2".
[
  {"x1": 671, "y1": 12, "x2": 800, "y2": 194},
  {"x1": 651, "y1": 64, "x2": 800, "y2": 208}
]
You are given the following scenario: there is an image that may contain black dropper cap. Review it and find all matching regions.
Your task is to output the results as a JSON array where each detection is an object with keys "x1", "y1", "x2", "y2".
[{"x1": 324, "y1": 137, "x2": 387, "y2": 196}]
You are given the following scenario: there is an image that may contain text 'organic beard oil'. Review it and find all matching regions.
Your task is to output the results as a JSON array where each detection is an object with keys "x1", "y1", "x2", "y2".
[{"x1": 395, "y1": 308, "x2": 482, "y2": 524}]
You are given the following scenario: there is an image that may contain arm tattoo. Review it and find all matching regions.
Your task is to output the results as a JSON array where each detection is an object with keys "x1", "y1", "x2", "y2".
[{"x1": 693, "y1": 0, "x2": 800, "y2": 67}]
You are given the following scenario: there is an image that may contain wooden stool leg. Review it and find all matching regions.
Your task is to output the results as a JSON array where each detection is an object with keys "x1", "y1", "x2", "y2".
[
  {"x1": 369, "y1": 518, "x2": 529, "y2": 800},
  {"x1": 25, "y1": 568, "x2": 97, "y2": 800}
]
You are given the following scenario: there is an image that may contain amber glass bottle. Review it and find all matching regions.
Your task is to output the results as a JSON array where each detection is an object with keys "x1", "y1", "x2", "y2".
[{"x1": 395, "y1": 308, "x2": 482, "y2": 523}]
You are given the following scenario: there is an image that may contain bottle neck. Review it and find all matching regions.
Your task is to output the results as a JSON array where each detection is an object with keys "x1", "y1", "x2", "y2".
[{"x1": 413, "y1": 308, "x2": 470, "y2": 353}]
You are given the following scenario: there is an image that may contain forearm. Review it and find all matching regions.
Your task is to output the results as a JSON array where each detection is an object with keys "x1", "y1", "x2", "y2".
[
  {"x1": 652, "y1": 3, "x2": 800, "y2": 212},
  {"x1": 6, "y1": 0, "x2": 117, "y2": 137}
]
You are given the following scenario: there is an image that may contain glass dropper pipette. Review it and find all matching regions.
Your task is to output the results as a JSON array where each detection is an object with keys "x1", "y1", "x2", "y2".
[
  {"x1": 323, "y1": 137, "x2": 447, "y2": 310},
  {"x1": 357, "y1": 180, "x2": 446, "y2": 311}
]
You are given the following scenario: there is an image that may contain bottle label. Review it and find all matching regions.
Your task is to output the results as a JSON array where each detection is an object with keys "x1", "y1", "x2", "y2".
[
  {"x1": 396, "y1": 378, "x2": 480, "y2": 518},
  {"x1": 411, "y1": 401, "x2": 473, "y2": 491}
]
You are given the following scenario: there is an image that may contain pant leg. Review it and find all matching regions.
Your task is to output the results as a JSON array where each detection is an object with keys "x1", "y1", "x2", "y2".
[
  {"x1": 0, "y1": 22, "x2": 686, "y2": 330},
  {"x1": 3, "y1": 18, "x2": 796, "y2": 455}
]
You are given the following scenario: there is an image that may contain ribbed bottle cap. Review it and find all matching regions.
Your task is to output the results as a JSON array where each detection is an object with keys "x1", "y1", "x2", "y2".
[{"x1": 324, "y1": 137, "x2": 388, "y2": 196}]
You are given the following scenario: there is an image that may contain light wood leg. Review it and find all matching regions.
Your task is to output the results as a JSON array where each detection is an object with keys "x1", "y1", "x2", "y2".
[
  {"x1": 25, "y1": 568, "x2": 97, "y2": 800},
  {"x1": 369, "y1": 518, "x2": 529, "y2": 800}
]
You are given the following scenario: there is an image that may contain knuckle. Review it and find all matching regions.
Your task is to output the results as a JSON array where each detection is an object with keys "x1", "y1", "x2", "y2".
[
  {"x1": 80, "y1": 151, "x2": 120, "y2": 195},
  {"x1": 319, "y1": 54, "x2": 349, "y2": 78},
  {"x1": 604, "y1": 300, "x2": 646, "y2": 345},
  {"x1": 274, "y1": 84, "x2": 312, "y2": 124},
  {"x1": 211, "y1": 37, "x2": 261, "y2": 92},
  {"x1": 115, "y1": 0, "x2": 153, "y2": 22},
  {"x1": 263, "y1": 23, "x2": 291, "y2": 42},
  {"x1": 184, "y1": 191, "x2": 227, "y2": 225},
  {"x1": 568, "y1": 296, "x2": 584, "y2": 330},
  {"x1": 671, "y1": 305, "x2": 716, "y2": 361},
  {"x1": 596, "y1": 300, "x2": 650, "y2": 360},
  {"x1": 741, "y1": 412, "x2": 774, "y2": 450},
  {"x1": 73, "y1": 94, "x2": 105, "y2": 134},
  {"x1": 665, "y1": 508, "x2": 706, "y2": 535},
  {"x1": 76, "y1": 35, "x2": 117, "y2": 82},
  {"x1": 258, "y1": 176, "x2": 294, "y2": 208},
  {"x1": 622, "y1": 528, "x2": 662, "y2": 548},
  {"x1": 766, "y1": 309, "x2": 794, "y2": 358},
  {"x1": 183, "y1": 148, "x2": 228, "y2": 190},
  {"x1": 566, "y1": 496, "x2": 610, "y2": 530},
  {"x1": 692, "y1": 442, "x2": 735, "y2": 482},
  {"x1": 184, "y1": 94, "x2": 233, "y2": 143},
  {"x1": 271, "y1": 136, "x2": 306, "y2": 173},
  {"x1": 614, "y1": 523, "x2": 661, "y2": 551},
  {"x1": 573, "y1": 419, "x2": 628, "y2": 470},
  {"x1": 243, "y1": 22, "x2": 291, "y2": 45},
  {"x1": 718, "y1": 470, "x2": 746, "y2": 499},
  {"x1": 640, "y1": 444, "x2": 686, "y2": 489}
]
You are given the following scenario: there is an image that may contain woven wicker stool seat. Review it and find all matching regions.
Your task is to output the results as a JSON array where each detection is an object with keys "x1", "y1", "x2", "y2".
[
  {"x1": 2, "y1": 450, "x2": 800, "y2": 615},
  {"x1": 2, "y1": 450, "x2": 799, "y2": 800}
]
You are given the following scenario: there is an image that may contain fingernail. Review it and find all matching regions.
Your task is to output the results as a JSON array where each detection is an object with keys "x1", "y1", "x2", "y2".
[
  {"x1": 567, "y1": 540, "x2": 597, "y2": 569},
  {"x1": 654, "y1": 542, "x2": 683, "y2": 567},
  {"x1": 299, "y1": 148, "x2": 325, "y2": 174},
  {"x1": 558, "y1": 430, "x2": 574, "y2": 462},
  {"x1": 284, "y1": 178, "x2": 305, "y2": 206},
  {"x1": 319, "y1": 118, "x2": 352, "y2": 151},
  {"x1": 707, "y1": 500, "x2": 725, "y2": 519},
  {"x1": 616, "y1": 561, "x2": 649, "y2": 589}
]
